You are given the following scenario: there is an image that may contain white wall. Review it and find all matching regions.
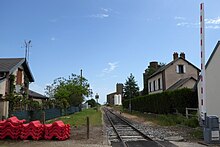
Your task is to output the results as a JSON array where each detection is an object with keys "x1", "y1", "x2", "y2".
[
  {"x1": 198, "y1": 44, "x2": 220, "y2": 118},
  {"x1": 0, "y1": 79, "x2": 6, "y2": 96}
]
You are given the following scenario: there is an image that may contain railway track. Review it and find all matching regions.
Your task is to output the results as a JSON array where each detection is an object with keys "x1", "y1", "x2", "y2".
[{"x1": 104, "y1": 107, "x2": 169, "y2": 147}]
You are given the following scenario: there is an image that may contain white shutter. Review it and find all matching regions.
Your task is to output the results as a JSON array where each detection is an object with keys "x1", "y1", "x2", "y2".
[
  {"x1": 176, "y1": 65, "x2": 179, "y2": 73},
  {"x1": 183, "y1": 65, "x2": 186, "y2": 73}
]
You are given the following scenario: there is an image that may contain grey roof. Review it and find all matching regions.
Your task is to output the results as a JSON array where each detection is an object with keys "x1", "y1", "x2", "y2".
[
  {"x1": 148, "y1": 57, "x2": 200, "y2": 79},
  {"x1": 29, "y1": 90, "x2": 48, "y2": 99},
  {"x1": 0, "y1": 58, "x2": 34, "y2": 82},
  {"x1": 166, "y1": 77, "x2": 196, "y2": 91},
  {"x1": 206, "y1": 41, "x2": 220, "y2": 69}
]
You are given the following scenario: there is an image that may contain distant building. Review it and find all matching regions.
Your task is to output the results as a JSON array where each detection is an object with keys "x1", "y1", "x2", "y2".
[
  {"x1": 107, "y1": 83, "x2": 123, "y2": 105},
  {"x1": 28, "y1": 90, "x2": 49, "y2": 104},
  {"x1": 198, "y1": 41, "x2": 220, "y2": 118},
  {"x1": 143, "y1": 52, "x2": 200, "y2": 94}
]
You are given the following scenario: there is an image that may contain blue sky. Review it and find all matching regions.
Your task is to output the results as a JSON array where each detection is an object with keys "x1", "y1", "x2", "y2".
[{"x1": 1, "y1": 0, "x2": 220, "y2": 104}]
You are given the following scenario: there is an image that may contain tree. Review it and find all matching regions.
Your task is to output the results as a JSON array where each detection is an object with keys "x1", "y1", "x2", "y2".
[
  {"x1": 86, "y1": 99, "x2": 97, "y2": 107},
  {"x1": 123, "y1": 73, "x2": 140, "y2": 100},
  {"x1": 45, "y1": 73, "x2": 91, "y2": 108}
]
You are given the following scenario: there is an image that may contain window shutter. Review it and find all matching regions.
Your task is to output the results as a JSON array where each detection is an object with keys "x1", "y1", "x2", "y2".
[
  {"x1": 176, "y1": 65, "x2": 179, "y2": 73},
  {"x1": 183, "y1": 65, "x2": 186, "y2": 73}
]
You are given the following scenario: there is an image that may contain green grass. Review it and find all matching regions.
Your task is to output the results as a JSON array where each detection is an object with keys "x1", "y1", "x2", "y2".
[
  {"x1": 122, "y1": 109, "x2": 199, "y2": 128},
  {"x1": 46, "y1": 107, "x2": 102, "y2": 127}
]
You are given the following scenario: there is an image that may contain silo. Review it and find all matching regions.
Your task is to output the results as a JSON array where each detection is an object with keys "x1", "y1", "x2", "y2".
[
  {"x1": 114, "y1": 94, "x2": 118, "y2": 105},
  {"x1": 118, "y1": 94, "x2": 122, "y2": 105}
]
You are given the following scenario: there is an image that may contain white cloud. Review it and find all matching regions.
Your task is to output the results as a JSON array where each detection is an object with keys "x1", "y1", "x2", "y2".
[
  {"x1": 176, "y1": 16, "x2": 220, "y2": 29},
  {"x1": 101, "y1": 8, "x2": 110, "y2": 12},
  {"x1": 51, "y1": 37, "x2": 56, "y2": 41},
  {"x1": 205, "y1": 17, "x2": 220, "y2": 25},
  {"x1": 89, "y1": 8, "x2": 113, "y2": 19},
  {"x1": 174, "y1": 16, "x2": 186, "y2": 20},
  {"x1": 90, "y1": 14, "x2": 109, "y2": 19},
  {"x1": 103, "y1": 62, "x2": 118, "y2": 73},
  {"x1": 177, "y1": 22, "x2": 189, "y2": 26},
  {"x1": 206, "y1": 25, "x2": 220, "y2": 29}
]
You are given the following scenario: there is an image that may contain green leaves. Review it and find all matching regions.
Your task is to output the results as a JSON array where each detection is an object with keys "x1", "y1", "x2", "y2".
[
  {"x1": 123, "y1": 73, "x2": 140, "y2": 100},
  {"x1": 45, "y1": 73, "x2": 91, "y2": 108}
]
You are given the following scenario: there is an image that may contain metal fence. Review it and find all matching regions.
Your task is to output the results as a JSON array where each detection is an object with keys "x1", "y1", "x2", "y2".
[{"x1": 12, "y1": 106, "x2": 79, "y2": 122}]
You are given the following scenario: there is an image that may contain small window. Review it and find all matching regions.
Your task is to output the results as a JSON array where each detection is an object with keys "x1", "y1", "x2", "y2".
[
  {"x1": 149, "y1": 82, "x2": 152, "y2": 92},
  {"x1": 158, "y1": 78, "x2": 161, "y2": 90},
  {"x1": 177, "y1": 65, "x2": 185, "y2": 74},
  {"x1": 153, "y1": 80, "x2": 156, "y2": 91}
]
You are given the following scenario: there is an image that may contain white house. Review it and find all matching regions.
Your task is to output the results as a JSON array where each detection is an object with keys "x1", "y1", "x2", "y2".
[
  {"x1": 198, "y1": 41, "x2": 220, "y2": 119},
  {"x1": 0, "y1": 58, "x2": 34, "y2": 118},
  {"x1": 143, "y1": 52, "x2": 200, "y2": 95}
]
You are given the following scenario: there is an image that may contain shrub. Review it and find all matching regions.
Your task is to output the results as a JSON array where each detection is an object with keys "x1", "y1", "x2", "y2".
[{"x1": 123, "y1": 88, "x2": 197, "y2": 115}]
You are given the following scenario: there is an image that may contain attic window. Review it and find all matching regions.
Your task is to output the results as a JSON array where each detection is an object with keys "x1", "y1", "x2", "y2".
[{"x1": 176, "y1": 65, "x2": 185, "y2": 74}]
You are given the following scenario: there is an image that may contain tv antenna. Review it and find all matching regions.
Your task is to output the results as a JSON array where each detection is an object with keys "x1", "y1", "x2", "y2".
[{"x1": 23, "y1": 40, "x2": 32, "y2": 62}]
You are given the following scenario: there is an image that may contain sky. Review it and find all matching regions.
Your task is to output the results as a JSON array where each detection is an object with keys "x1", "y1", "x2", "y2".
[{"x1": 1, "y1": 0, "x2": 220, "y2": 104}]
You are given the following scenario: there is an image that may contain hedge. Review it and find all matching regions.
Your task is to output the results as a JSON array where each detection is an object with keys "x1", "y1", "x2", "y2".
[{"x1": 122, "y1": 88, "x2": 198, "y2": 114}]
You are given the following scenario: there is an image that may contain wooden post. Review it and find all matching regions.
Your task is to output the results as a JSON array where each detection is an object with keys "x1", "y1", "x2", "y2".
[
  {"x1": 41, "y1": 111, "x2": 45, "y2": 124},
  {"x1": 186, "y1": 108, "x2": 188, "y2": 119},
  {"x1": 87, "y1": 116, "x2": 89, "y2": 139}
]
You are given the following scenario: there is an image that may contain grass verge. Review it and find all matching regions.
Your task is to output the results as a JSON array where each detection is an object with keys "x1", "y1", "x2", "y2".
[
  {"x1": 122, "y1": 109, "x2": 199, "y2": 128},
  {"x1": 46, "y1": 107, "x2": 102, "y2": 127}
]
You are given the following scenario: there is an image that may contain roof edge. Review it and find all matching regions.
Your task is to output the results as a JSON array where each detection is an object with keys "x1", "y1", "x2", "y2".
[{"x1": 206, "y1": 41, "x2": 220, "y2": 69}]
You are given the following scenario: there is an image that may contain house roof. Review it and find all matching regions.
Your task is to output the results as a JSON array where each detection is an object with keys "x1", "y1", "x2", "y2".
[
  {"x1": 147, "y1": 57, "x2": 200, "y2": 79},
  {"x1": 28, "y1": 90, "x2": 48, "y2": 100},
  {"x1": 206, "y1": 41, "x2": 220, "y2": 69},
  {"x1": 0, "y1": 58, "x2": 34, "y2": 82},
  {"x1": 166, "y1": 77, "x2": 196, "y2": 91}
]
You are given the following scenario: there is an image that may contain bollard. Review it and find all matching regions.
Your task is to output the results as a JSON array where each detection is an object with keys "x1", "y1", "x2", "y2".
[{"x1": 87, "y1": 116, "x2": 89, "y2": 139}]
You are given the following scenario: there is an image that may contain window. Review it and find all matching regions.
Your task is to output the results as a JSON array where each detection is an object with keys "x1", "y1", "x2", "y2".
[
  {"x1": 16, "y1": 68, "x2": 22, "y2": 85},
  {"x1": 149, "y1": 82, "x2": 152, "y2": 92},
  {"x1": 153, "y1": 80, "x2": 156, "y2": 91},
  {"x1": 177, "y1": 65, "x2": 185, "y2": 74},
  {"x1": 158, "y1": 78, "x2": 161, "y2": 90}
]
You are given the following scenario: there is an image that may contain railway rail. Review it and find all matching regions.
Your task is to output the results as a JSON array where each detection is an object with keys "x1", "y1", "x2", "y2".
[{"x1": 104, "y1": 107, "x2": 167, "y2": 147}]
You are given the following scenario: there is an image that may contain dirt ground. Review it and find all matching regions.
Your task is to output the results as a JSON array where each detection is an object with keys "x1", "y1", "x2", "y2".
[{"x1": 0, "y1": 125, "x2": 110, "y2": 147}]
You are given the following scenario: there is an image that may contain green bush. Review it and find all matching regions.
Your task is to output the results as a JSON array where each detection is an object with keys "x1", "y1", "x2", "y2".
[
  {"x1": 183, "y1": 117, "x2": 199, "y2": 128},
  {"x1": 123, "y1": 88, "x2": 198, "y2": 115}
]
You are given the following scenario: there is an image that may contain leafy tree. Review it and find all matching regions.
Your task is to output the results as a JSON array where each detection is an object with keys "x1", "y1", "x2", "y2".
[
  {"x1": 45, "y1": 73, "x2": 91, "y2": 108},
  {"x1": 123, "y1": 73, "x2": 140, "y2": 100}
]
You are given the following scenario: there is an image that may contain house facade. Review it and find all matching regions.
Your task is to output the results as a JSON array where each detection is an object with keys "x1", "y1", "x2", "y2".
[
  {"x1": 143, "y1": 52, "x2": 200, "y2": 94},
  {"x1": 107, "y1": 83, "x2": 123, "y2": 105},
  {"x1": 0, "y1": 58, "x2": 34, "y2": 118},
  {"x1": 198, "y1": 41, "x2": 220, "y2": 118}
]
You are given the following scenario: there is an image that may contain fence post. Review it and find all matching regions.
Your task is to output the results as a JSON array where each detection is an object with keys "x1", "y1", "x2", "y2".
[
  {"x1": 87, "y1": 116, "x2": 89, "y2": 139},
  {"x1": 186, "y1": 108, "x2": 188, "y2": 119},
  {"x1": 41, "y1": 111, "x2": 45, "y2": 124}
]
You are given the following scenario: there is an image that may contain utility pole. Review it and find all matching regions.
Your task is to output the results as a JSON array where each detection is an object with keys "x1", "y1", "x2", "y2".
[{"x1": 80, "y1": 69, "x2": 83, "y2": 86}]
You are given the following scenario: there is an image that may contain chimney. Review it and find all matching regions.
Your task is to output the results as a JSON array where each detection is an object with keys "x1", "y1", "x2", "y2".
[
  {"x1": 149, "y1": 61, "x2": 158, "y2": 69},
  {"x1": 173, "y1": 52, "x2": 178, "y2": 60},
  {"x1": 180, "y1": 52, "x2": 185, "y2": 59}
]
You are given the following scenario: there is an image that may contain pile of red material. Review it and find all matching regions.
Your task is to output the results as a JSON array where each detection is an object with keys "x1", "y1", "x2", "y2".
[
  {"x1": 0, "y1": 116, "x2": 70, "y2": 141},
  {"x1": 0, "y1": 116, "x2": 25, "y2": 139},
  {"x1": 44, "y1": 120, "x2": 70, "y2": 141},
  {"x1": 20, "y1": 120, "x2": 44, "y2": 140}
]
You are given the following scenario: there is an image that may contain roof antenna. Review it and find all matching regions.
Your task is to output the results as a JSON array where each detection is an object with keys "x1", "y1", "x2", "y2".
[{"x1": 23, "y1": 40, "x2": 32, "y2": 62}]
